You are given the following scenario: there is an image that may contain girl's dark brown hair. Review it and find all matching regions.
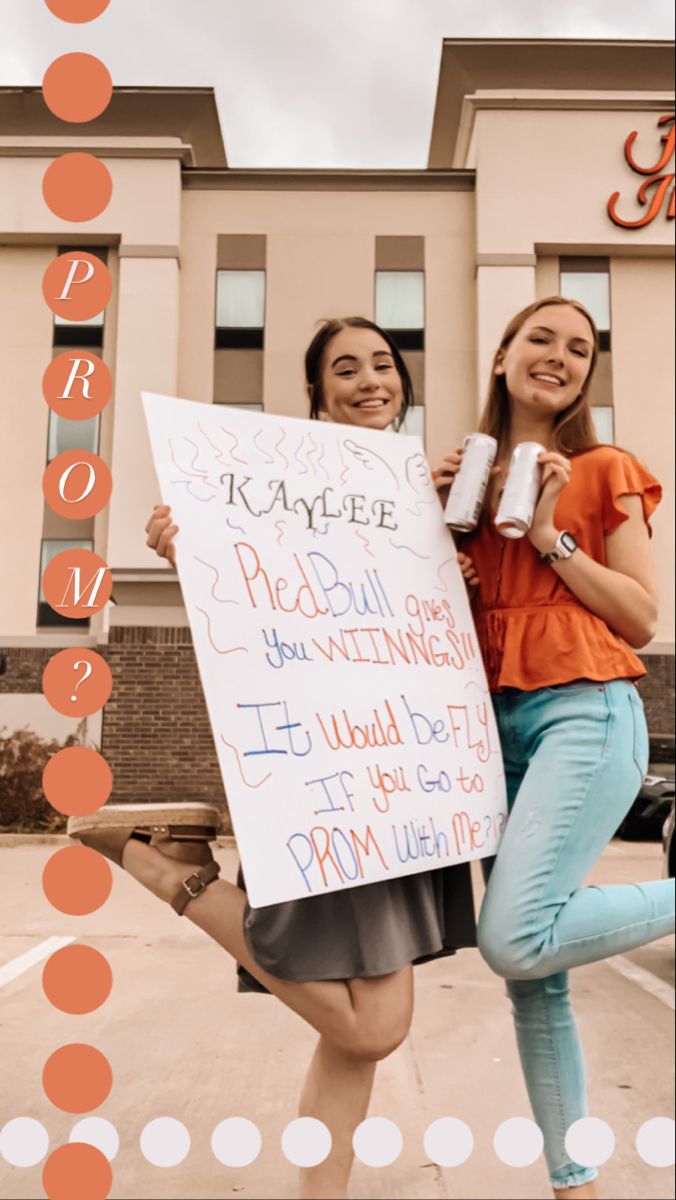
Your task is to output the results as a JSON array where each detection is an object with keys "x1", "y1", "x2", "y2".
[
  {"x1": 478, "y1": 296, "x2": 600, "y2": 454},
  {"x1": 305, "y1": 316, "x2": 414, "y2": 431}
]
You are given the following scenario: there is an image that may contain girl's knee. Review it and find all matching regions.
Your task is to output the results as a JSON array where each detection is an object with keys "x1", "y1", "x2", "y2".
[
  {"x1": 477, "y1": 909, "x2": 515, "y2": 977},
  {"x1": 477, "y1": 910, "x2": 540, "y2": 979},
  {"x1": 341, "y1": 1004, "x2": 413, "y2": 1062},
  {"x1": 351, "y1": 1021, "x2": 410, "y2": 1062}
]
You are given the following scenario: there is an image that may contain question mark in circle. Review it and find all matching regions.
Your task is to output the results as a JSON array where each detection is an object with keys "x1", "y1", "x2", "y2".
[{"x1": 70, "y1": 658, "x2": 93, "y2": 702}]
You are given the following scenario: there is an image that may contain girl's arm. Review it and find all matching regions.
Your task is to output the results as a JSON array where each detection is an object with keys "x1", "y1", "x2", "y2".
[{"x1": 529, "y1": 455, "x2": 658, "y2": 648}]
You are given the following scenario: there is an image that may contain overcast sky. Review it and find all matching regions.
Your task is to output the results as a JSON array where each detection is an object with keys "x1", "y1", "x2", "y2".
[{"x1": 2, "y1": 0, "x2": 674, "y2": 166}]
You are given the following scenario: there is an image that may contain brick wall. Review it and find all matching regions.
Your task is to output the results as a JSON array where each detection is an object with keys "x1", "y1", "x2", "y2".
[
  {"x1": 0, "y1": 646, "x2": 53, "y2": 693},
  {"x1": 1, "y1": 640, "x2": 673, "y2": 808},
  {"x1": 100, "y1": 627, "x2": 227, "y2": 817},
  {"x1": 0, "y1": 632, "x2": 230, "y2": 828},
  {"x1": 636, "y1": 654, "x2": 675, "y2": 745}
]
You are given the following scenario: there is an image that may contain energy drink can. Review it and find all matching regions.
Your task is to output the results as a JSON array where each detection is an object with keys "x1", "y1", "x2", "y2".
[
  {"x1": 444, "y1": 433, "x2": 498, "y2": 532},
  {"x1": 495, "y1": 442, "x2": 545, "y2": 538}
]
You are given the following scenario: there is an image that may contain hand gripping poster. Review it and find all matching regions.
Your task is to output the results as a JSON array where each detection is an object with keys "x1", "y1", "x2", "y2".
[{"x1": 143, "y1": 394, "x2": 507, "y2": 907}]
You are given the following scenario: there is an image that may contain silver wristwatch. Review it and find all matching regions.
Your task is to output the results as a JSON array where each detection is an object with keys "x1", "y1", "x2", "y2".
[{"x1": 539, "y1": 531, "x2": 578, "y2": 565}]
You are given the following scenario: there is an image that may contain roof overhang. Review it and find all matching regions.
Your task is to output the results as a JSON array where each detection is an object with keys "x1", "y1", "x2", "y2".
[
  {"x1": 0, "y1": 86, "x2": 227, "y2": 167},
  {"x1": 429, "y1": 39, "x2": 676, "y2": 168}
]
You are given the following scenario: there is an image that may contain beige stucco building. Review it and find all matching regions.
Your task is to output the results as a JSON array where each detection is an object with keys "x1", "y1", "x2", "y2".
[{"x1": 0, "y1": 38, "x2": 673, "y2": 797}]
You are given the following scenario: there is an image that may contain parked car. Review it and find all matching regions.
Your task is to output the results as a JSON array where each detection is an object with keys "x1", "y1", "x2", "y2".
[
  {"x1": 663, "y1": 801, "x2": 675, "y2": 878},
  {"x1": 615, "y1": 771, "x2": 675, "y2": 841}
]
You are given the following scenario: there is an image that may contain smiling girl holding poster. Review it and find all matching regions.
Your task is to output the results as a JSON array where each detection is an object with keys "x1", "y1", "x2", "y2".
[
  {"x1": 435, "y1": 295, "x2": 675, "y2": 1198},
  {"x1": 69, "y1": 316, "x2": 480, "y2": 1200}
]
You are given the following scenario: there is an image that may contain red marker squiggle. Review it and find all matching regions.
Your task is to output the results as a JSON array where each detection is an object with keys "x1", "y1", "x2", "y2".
[{"x1": 220, "y1": 734, "x2": 272, "y2": 789}]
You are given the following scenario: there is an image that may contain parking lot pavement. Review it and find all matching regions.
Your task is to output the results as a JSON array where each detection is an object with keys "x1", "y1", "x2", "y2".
[{"x1": 0, "y1": 840, "x2": 673, "y2": 1200}]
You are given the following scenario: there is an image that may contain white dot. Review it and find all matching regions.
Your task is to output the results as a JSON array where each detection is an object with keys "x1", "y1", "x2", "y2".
[
  {"x1": 140, "y1": 1118, "x2": 190, "y2": 1167},
  {"x1": 565, "y1": 1118, "x2": 615, "y2": 1167},
  {"x1": 353, "y1": 1117, "x2": 403, "y2": 1168},
  {"x1": 212, "y1": 1118, "x2": 261, "y2": 1167},
  {"x1": 69, "y1": 1118, "x2": 119, "y2": 1162},
  {"x1": 281, "y1": 1118, "x2": 331, "y2": 1168},
  {"x1": 0, "y1": 1118, "x2": 49, "y2": 1167},
  {"x1": 424, "y1": 1117, "x2": 473, "y2": 1167},
  {"x1": 636, "y1": 1118, "x2": 675, "y2": 1168},
  {"x1": 493, "y1": 1117, "x2": 543, "y2": 1167}
]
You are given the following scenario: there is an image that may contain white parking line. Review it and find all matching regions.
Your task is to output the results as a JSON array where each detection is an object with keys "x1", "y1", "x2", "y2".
[
  {"x1": 0, "y1": 937, "x2": 76, "y2": 988},
  {"x1": 607, "y1": 954, "x2": 675, "y2": 1010}
]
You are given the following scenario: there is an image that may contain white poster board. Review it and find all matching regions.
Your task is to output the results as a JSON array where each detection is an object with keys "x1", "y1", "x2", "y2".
[{"x1": 143, "y1": 395, "x2": 507, "y2": 907}]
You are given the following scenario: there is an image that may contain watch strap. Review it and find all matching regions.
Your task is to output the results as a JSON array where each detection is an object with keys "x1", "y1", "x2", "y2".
[{"x1": 539, "y1": 532, "x2": 577, "y2": 564}]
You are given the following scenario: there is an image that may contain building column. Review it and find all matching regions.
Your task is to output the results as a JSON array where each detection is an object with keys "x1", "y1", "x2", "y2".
[{"x1": 106, "y1": 250, "x2": 180, "y2": 569}]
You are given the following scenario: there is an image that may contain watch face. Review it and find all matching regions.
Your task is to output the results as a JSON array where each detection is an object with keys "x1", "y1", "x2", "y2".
[{"x1": 561, "y1": 532, "x2": 577, "y2": 552}]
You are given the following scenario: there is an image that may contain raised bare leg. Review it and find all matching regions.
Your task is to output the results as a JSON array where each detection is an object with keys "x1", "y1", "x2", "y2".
[
  {"x1": 121, "y1": 838, "x2": 414, "y2": 1054},
  {"x1": 121, "y1": 838, "x2": 412, "y2": 1200}
]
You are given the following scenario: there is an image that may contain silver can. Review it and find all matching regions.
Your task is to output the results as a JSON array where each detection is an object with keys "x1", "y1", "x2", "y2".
[
  {"x1": 444, "y1": 433, "x2": 498, "y2": 532},
  {"x1": 495, "y1": 442, "x2": 545, "y2": 538}
]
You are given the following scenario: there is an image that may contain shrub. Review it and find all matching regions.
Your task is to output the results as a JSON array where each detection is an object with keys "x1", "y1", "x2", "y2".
[{"x1": 0, "y1": 720, "x2": 93, "y2": 833}]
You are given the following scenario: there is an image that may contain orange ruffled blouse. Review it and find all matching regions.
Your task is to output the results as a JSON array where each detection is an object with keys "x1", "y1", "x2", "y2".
[{"x1": 460, "y1": 446, "x2": 662, "y2": 693}]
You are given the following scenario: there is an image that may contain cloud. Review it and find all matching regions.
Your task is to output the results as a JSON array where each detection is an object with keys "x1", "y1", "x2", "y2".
[{"x1": 1, "y1": 0, "x2": 673, "y2": 166}]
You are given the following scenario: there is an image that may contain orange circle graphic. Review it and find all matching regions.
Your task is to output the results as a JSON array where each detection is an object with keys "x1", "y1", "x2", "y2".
[
  {"x1": 44, "y1": 0, "x2": 111, "y2": 19},
  {"x1": 43, "y1": 944, "x2": 113, "y2": 1014},
  {"x1": 43, "y1": 845, "x2": 113, "y2": 915},
  {"x1": 43, "y1": 252, "x2": 112, "y2": 322},
  {"x1": 43, "y1": 1143, "x2": 112, "y2": 1200},
  {"x1": 43, "y1": 153, "x2": 112, "y2": 222},
  {"x1": 43, "y1": 451, "x2": 112, "y2": 520},
  {"x1": 43, "y1": 746, "x2": 112, "y2": 817},
  {"x1": 43, "y1": 648, "x2": 113, "y2": 717},
  {"x1": 42, "y1": 548, "x2": 112, "y2": 620},
  {"x1": 43, "y1": 54, "x2": 112, "y2": 123},
  {"x1": 43, "y1": 351, "x2": 112, "y2": 421},
  {"x1": 43, "y1": 1043, "x2": 112, "y2": 1112}
]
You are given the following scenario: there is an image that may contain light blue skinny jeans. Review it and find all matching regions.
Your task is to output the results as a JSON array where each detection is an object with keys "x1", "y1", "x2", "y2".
[{"x1": 478, "y1": 678, "x2": 676, "y2": 1190}]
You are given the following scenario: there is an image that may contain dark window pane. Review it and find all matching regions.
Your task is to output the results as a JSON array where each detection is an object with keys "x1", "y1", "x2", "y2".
[
  {"x1": 386, "y1": 329, "x2": 425, "y2": 352},
  {"x1": 37, "y1": 601, "x2": 90, "y2": 628},
  {"x1": 53, "y1": 324, "x2": 104, "y2": 348},
  {"x1": 215, "y1": 328, "x2": 265, "y2": 350}
]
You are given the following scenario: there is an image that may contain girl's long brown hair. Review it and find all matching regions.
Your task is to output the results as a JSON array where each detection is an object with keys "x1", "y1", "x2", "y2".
[{"x1": 478, "y1": 296, "x2": 600, "y2": 455}]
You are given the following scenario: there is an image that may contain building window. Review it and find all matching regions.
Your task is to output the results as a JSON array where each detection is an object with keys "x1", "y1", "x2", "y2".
[
  {"x1": 560, "y1": 258, "x2": 613, "y2": 429},
  {"x1": 215, "y1": 270, "x2": 265, "y2": 349},
  {"x1": 375, "y1": 271, "x2": 425, "y2": 351},
  {"x1": 47, "y1": 412, "x2": 100, "y2": 462},
  {"x1": 560, "y1": 261, "x2": 611, "y2": 352},
  {"x1": 38, "y1": 538, "x2": 93, "y2": 627},
  {"x1": 398, "y1": 406, "x2": 425, "y2": 440},
  {"x1": 591, "y1": 407, "x2": 615, "y2": 444},
  {"x1": 53, "y1": 310, "x2": 105, "y2": 349}
]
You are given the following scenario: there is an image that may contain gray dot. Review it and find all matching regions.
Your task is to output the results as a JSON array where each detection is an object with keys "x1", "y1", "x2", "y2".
[
  {"x1": 0, "y1": 1118, "x2": 49, "y2": 1168},
  {"x1": 281, "y1": 1118, "x2": 331, "y2": 1168},
  {"x1": 211, "y1": 1118, "x2": 261, "y2": 1167},
  {"x1": 69, "y1": 1117, "x2": 119, "y2": 1162},
  {"x1": 565, "y1": 1118, "x2": 615, "y2": 1167},
  {"x1": 493, "y1": 1117, "x2": 543, "y2": 1167},
  {"x1": 353, "y1": 1117, "x2": 403, "y2": 1168},
  {"x1": 140, "y1": 1117, "x2": 190, "y2": 1167},
  {"x1": 636, "y1": 1118, "x2": 675, "y2": 1168},
  {"x1": 424, "y1": 1117, "x2": 473, "y2": 1167}
]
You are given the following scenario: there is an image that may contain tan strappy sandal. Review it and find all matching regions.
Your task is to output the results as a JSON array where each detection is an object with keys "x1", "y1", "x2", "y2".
[{"x1": 67, "y1": 802, "x2": 222, "y2": 916}]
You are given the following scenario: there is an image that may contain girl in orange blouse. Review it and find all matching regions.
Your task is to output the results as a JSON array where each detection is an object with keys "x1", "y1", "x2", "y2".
[{"x1": 436, "y1": 296, "x2": 675, "y2": 1199}]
